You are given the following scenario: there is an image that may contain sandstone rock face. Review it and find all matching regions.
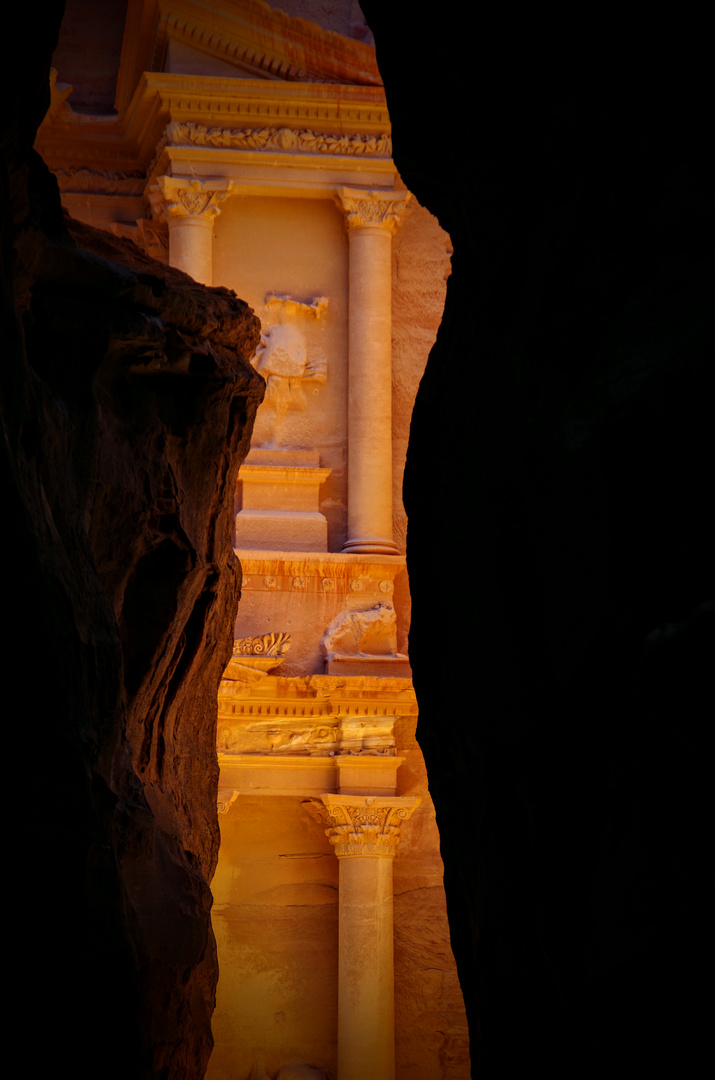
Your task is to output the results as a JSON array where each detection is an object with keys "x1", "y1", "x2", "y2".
[{"x1": 4, "y1": 26, "x2": 263, "y2": 1076}]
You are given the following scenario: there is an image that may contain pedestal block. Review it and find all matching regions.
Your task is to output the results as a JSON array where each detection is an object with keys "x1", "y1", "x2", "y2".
[{"x1": 235, "y1": 449, "x2": 331, "y2": 551}]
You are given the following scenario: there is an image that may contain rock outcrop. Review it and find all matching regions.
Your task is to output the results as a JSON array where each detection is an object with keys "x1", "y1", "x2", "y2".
[
  {"x1": 3, "y1": 9, "x2": 263, "y2": 1077},
  {"x1": 362, "y1": 5, "x2": 713, "y2": 1078}
]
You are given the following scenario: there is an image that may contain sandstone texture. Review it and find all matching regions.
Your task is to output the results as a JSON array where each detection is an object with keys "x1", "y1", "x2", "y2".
[
  {"x1": 16, "y1": 4, "x2": 469, "y2": 1079},
  {"x1": 4, "y1": 16, "x2": 263, "y2": 1076}
]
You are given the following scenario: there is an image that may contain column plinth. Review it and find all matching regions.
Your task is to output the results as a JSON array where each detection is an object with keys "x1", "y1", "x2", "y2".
[
  {"x1": 308, "y1": 793, "x2": 420, "y2": 1080},
  {"x1": 336, "y1": 188, "x2": 411, "y2": 556},
  {"x1": 149, "y1": 177, "x2": 230, "y2": 286}
]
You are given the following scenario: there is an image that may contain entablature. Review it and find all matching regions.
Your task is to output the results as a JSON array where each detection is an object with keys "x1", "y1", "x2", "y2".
[
  {"x1": 37, "y1": 73, "x2": 391, "y2": 182},
  {"x1": 219, "y1": 672, "x2": 417, "y2": 715}
]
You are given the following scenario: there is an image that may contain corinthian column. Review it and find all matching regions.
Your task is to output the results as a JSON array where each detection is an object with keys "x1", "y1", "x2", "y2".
[
  {"x1": 309, "y1": 793, "x2": 420, "y2": 1080},
  {"x1": 336, "y1": 188, "x2": 411, "y2": 555},
  {"x1": 149, "y1": 177, "x2": 231, "y2": 286}
]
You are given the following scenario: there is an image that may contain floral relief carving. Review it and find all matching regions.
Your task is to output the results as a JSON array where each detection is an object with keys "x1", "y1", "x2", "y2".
[
  {"x1": 233, "y1": 632, "x2": 291, "y2": 657},
  {"x1": 336, "y1": 188, "x2": 412, "y2": 235},
  {"x1": 177, "y1": 190, "x2": 212, "y2": 216},
  {"x1": 55, "y1": 167, "x2": 145, "y2": 195},
  {"x1": 305, "y1": 796, "x2": 420, "y2": 858},
  {"x1": 149, "y1": 177, "x2": 230, "y2": 223},
  {"x1": 222, "y1": 632, "x2": 291, "y2": 682},
  {"x1": 165, "y1": 120, "x2": 392, "y2": 157}
]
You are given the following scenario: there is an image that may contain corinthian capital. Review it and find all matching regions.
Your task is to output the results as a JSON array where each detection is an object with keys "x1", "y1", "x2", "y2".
[
  {"x1": 149, "y1": 176, "x2": 231, "y2": 222},
  {"x1": 335, "y1": 187, "x2": 412, "y2": 235},
  {"x1": 306, "y1": 794, "x2": 420, "y2": 858}
]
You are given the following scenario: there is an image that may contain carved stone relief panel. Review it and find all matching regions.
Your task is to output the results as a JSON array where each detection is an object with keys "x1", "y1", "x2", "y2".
[{"x1": 251, "y1": 293, "x2": 328, "y2": 447}]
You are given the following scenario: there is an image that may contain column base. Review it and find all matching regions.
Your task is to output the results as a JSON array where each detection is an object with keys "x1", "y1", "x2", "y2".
[{"x1": 342, "y1": 537, "x2": 401, "y2": 555}]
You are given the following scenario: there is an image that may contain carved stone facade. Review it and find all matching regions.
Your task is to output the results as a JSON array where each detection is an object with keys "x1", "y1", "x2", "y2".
[{"x1": 40, "y1": 3, "x2": 466, "y2": 1078}]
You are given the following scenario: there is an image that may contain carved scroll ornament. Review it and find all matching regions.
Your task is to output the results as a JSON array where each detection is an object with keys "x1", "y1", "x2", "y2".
[
  {"x1": 233, "y1": 632, "x2": 291, "y2": 657},
  {"x1": 222, "y1": 632, "x2": 291, "y2": 681}
]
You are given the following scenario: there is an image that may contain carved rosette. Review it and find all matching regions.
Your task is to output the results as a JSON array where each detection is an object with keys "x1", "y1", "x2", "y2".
[
  {"x1": 149, "y1": 176, "x2": 231, "y2": 223},
  {"x1": 307, "y1": 795, "x2": 420, "y2": 858},
  {"x1": 336, "y1": 187, "x2": 412, "y2": 236}
]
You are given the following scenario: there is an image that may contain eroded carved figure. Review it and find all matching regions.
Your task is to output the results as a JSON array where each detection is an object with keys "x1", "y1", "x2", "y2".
[
  {"x1": 251, "y1": 294, "x2": 328, "y2": 444},
  {"x1": 321, "y1": 603, "x2": 398, "y2": 660}
]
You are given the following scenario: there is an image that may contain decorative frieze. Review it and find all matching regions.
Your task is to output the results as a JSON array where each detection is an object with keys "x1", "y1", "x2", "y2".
[
  {"x1": 217, "y1": 708, "x2": 397, "y2": 757},
  {"x1": 218, "y1": 672, "x2": 417, "y2": 713},
  {"x1": 54, "y1": 167, "x2": 145, "y2": 196},
  {"x1": 234, "y1": 557, "x2": 403, "y2": 600},
  {"x1": 164, "y1": 120, "x2": 392, "y2": 158},
  {"x1": 217, "y1": 670, "x2": 418, "y2": 764}
]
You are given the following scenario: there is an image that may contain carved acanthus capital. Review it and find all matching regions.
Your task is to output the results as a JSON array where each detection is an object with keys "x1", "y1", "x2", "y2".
[
  {"x1": 306, "y1": 794, "x2": 420, "y2": 858},
  {"x1": 335, "y1": 187, "x2": 412, "y2": 236},
  {"x1": 149, "y1": 177, "x2": 231, "y2": 223}
]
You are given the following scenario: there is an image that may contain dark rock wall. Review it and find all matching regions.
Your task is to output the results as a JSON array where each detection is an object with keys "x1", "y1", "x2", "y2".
[
  {"x1": 363, "y1": 6, "x2": 713, "y2": 1078},
  {"x1": 4, "y1": 7, "x2": 263, "y2": 1076}
]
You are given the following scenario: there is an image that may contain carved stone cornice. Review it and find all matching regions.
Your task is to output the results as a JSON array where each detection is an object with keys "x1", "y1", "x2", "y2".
[
  {"x1": 306, "y1": 795, "x2": 420, "y2": 858},
  {"x1": 37, "y1": 74, "x2": 391, "y2": 184},
  {"x1": 219, "y1": 670, "x2": 415, "y2": 713},
  {"x1": 336, "y1": 187, "x2": 412, "y2": 235},
  {"x1": 217, "y1": 669, "x2": 416, "y2": 759},
  {"x1": 149, "y1": 176, "x2": 232, "y2": 222},
  {"x1": 116, "y1": 0, "x2": 382, "y2": 115},
  {"x1": 164, "y1": 120, "x2": 392, "y2": 158}
]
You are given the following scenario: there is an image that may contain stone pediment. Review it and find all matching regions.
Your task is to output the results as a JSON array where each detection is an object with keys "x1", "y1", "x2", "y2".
[
  {"x1": 116, "y1": 0, "x2": 381, "y2": 114},
  {"x1": 38, "y1": 2, "x2": 386, "y2": 179}
]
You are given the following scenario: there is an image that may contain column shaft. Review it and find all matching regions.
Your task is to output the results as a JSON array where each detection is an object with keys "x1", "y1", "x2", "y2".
[
  {"x1": 149, "y1": 177, "x2": 229, "y2": 288},
  {"x1": 345, "y1": 226, "x2": 395, "y2": 552},
  {"x1": 308, "y1": 793, "x2": 420, "y2": 1080},
  {"x1": 338, "y1": 855, "x2": 395, "y2": 1080},
  {"x1": 336, "y1": 188, "x2": 411, "y2": 556},
  {"x1": 168, "y1": 215, "x2": 215, "y2": 285}
]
